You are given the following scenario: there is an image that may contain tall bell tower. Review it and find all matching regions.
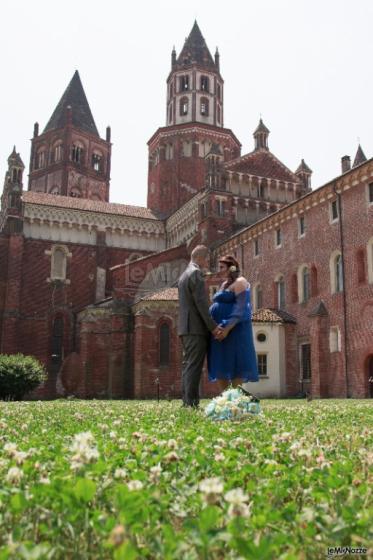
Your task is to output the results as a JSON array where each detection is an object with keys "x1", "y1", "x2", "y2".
[
  {"x1": 28, "y1": 71, "x2": 112, "y2": 202},
  {"x1": 147, "y1": 22, "x2": 241, "y2": 218}
]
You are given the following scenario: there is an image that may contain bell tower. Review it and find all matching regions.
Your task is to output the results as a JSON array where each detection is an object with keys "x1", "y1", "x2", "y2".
[
  {"x1": 166, "y1": 21, "x2": 224, "y2": 128},
  {"x1": 0, "y1": 147, "x2": 25, "y2": 234},
  {"x1": 28, "y1": 71, "x2": 112, "y2": 202},
  {"x1": 147, "y1": 22, "x2": 241, "y2": 218}
]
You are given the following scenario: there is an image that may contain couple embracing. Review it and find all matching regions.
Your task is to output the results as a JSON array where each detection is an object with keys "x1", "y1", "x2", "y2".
[{"x1": 178, "y1": 245, "x2": 259, "y2": 408}]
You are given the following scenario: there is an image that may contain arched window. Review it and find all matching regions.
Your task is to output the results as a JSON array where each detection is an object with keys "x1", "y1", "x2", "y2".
[
  {"x1": 275, "y1": 275, "x2": 285, "y2": 309},
  {"x1": 298, "y1": 265, "x2": 310, "y2": 303},
  {"x1": 180, "y1": 97, "x2": 188, "y2": 116},
  {"x1": 71, "y1": 144, "x2": 83, "y2": 164},
  {"x1": 92, "y1": 152, "x2": 103, "y2": 172},
  {"x1": 181, "y1": 141, "x2": 192, "y2": 157},
  {"x1": 200, "y1": 97, "x2": 209, "y2": 116},
  {"x1": 200, "y1": 76, "x2": 209, "y2": 91},
  {"x1": 159, "y1": 322, "x2": 170, "y2": 366},
  {"x1": 330, "y1": 251, "x2": 343, "y2": 294},
  {"x1": 51, "y1": 245, "x2": 68, "y2": 280},
  {"x1": 53, "y1": 143, "x2": 63, "y2": 163},
  {"x1": 51, "y1": 315, "x2": 64, "y2": 365},
  {"x1": 165, "y1": 144, "x2": 173, "y2": 160},
  {"x1": 217, "y1": 105, "x2": 221, "y2": 124},
  {"x1": 37, "y1": 149, "x2": 46, "y2": 169},
  {"x1": 179, "y1": 75, "x2": 189, "y2": 91}
]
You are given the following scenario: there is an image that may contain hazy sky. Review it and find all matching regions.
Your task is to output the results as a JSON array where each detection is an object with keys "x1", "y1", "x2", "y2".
[{"x1": 1, "y1": 0, "x2": 372, "y2": 206}]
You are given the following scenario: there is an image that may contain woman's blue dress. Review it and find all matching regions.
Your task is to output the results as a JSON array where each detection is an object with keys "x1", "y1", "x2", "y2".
[{"x1": 208, "y1": 288, "x2": 259, "y2": 382}]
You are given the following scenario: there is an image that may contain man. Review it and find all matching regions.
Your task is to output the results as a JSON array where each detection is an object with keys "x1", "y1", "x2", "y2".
[{"x1": 178, "y1": 245, "x2": 223, "y2": 408}]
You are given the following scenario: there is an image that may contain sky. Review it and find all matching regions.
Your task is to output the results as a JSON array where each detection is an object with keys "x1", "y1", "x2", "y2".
[{"x1": 1, "y1": 0, "x2": 373, "y2": 206}]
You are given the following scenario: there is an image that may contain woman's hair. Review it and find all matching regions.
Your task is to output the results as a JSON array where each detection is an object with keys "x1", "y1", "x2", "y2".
[{"x1": 219, "y1": 255, "x2": 240, "y2": 289}]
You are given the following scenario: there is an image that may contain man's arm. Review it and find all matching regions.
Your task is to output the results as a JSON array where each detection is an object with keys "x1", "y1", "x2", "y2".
[{"x1": 189, "y1": 269, "x2": 217, "y2": 332}]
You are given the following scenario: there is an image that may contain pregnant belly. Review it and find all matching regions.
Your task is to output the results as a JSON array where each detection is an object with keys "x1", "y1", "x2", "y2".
[{"x1": 210, "y1": 302, "x2": 234, "y2": 322}]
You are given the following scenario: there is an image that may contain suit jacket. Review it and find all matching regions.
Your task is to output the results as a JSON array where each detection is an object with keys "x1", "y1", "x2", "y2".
[{"x1": 178, "y1": 262, "x2": 217, "y2": 336}]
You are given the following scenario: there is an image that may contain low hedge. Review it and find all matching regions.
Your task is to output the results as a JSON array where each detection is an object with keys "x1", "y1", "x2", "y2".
[{"x1": 0, "y1": 354, "x2": 47, "y2": 400}]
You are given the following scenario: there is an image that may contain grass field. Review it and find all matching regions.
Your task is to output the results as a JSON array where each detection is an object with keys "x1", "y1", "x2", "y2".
[{"x1": 0, "y1": 399, "x2": 372, "y2": 559}]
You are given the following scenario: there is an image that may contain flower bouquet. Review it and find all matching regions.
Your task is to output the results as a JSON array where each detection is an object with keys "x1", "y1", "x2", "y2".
[{"x1": 205, "y1": 386, "x2": 261, "y2": 421}]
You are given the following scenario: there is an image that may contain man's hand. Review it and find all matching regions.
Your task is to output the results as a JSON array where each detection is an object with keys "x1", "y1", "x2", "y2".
[
  {"x1": 212, "y1": 326, "x2": 224, "y2": 340},
  {"x1": 217, "y1": 326, "x2": 230, "y2": 341}
]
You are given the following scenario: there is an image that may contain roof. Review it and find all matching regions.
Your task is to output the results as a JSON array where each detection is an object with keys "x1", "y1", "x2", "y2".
[
  {"x1": 254, "y1": 118, "x2": 270, "y2": 135},
  {"x1": 8, "y1": 146, "x2": 25, "y2": 168},
  {"x1": 137, "y1": 287, "x2": 179, "y2": 302},
  {"x1": 224, "y1": 150, "x2": 300, "y2": 183},
  {"x1": 22, "y1": 191, "x2": 160, "y2": 220},
  {"x1": 295, "y1": 159, "x2": 312, "y2": 174},
  {"x1": 352, "y1": 144, "x2": 367, "y2": 168},
  {"x1": 252, "y1": 308, "x2": 297, "y2": 324},
  {"x1": 43, "y1": 70, "x2": 99, "y2": 137},
  {"x1": 176, "y1": 21, "x2": 216, "y2": 70}
]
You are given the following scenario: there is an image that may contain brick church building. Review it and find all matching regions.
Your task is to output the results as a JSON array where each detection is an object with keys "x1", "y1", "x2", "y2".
[{"x1": 0, "y1": 22, "x2": 372, "y2": 399}]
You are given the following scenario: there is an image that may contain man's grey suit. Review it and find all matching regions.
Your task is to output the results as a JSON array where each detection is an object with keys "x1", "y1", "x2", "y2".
[{"x1": 178, "y1": 262, "x2": 217, "y2": 407}]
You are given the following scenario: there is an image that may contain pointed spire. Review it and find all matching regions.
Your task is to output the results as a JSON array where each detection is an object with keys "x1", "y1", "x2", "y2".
[
  {"x1": 43, "y1": 70, "x2": 99, "y2": 137},
  {"x1": 352, "y1": 144, "x2": 367, "y2": 168},
  {"x1": 295, "y1": 159, "x2": 312, "y2": 174},
  {"x1": 7, "y1": 146, "x2": 24, "y2": 168},
  {"x1": 176, "y1": 21, "x2": 216, "y2": 70},
  {"x1": 253, "y1": 119, "x2": 270, "y2": 151}
]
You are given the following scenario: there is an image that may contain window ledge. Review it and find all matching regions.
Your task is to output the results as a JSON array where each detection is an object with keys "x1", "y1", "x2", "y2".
[
  {"x1": 258, "y1": 375, "x2": 269, "y2": 379},
  {"x1": 47, "y1": 278, "x2": 71, "y2": 285}
]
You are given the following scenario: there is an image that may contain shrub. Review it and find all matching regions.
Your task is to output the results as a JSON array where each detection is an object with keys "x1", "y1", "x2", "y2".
[{"x1": 0, "y1": 354, "x2": 47, "y2": 400}]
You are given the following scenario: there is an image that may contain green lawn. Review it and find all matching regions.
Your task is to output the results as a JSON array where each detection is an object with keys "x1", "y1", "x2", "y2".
[{"x1": 0, "y1": 399, "x2": 372, "y2": 559}]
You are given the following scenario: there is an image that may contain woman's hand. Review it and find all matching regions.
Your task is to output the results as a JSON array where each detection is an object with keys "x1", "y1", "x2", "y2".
[{"x1": 218, "y1": 325, "x2": 232, "y2": 340}]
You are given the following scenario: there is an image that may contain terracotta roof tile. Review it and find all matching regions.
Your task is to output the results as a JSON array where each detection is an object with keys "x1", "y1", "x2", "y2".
[
  {"x1": 252, "y1": 308, "x2": 296, "y2": 324},
  {"x1": 224, "y1": 150, "x2": 299, "y2": 183},
  {"x1": 22, "y1": 191, "x2": 160, "y2": 220}
]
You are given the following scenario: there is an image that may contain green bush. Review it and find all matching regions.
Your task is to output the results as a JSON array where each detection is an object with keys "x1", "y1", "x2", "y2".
[{"x1": 0, "y1": 354, "x2": 47, "y2": 400}]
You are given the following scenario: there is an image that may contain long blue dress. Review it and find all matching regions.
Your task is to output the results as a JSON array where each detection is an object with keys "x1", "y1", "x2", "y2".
[{"x1": 207, "y1": 288, "x2": 259, "y2": 382}]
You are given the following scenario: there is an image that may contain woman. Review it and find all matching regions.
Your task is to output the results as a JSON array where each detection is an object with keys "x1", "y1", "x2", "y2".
[{"x1": 207, "y1": 255, "x2": 259, "y2": 392}]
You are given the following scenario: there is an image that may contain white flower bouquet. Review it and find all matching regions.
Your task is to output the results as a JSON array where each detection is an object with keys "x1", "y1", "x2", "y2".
[{"x1": 205, "y1": 386, "x2": 261, "y2": 421}]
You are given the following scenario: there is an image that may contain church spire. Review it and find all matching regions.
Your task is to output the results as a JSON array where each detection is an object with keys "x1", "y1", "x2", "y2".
[
  {"x1": 352, "y1": 144, "x2": 367, "y2": 168},
  {"x1": 175, "y1": 20, "x2": 217, "y2": 71},
  {"x1": 44, "y1": 70, "x2": 99, "y2": 137}
]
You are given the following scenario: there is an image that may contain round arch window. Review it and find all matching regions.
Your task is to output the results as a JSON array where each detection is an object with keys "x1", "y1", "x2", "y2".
[{"x1": 257, "y1": 332, "x2": 267, "y2": 343}]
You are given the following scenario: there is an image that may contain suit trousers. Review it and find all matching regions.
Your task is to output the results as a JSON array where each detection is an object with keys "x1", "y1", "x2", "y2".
[{"x1": 180, "y1": 334, "x2": 208, "y2": 407}]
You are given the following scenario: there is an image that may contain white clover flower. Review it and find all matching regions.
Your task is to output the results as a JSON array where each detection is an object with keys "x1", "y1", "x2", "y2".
[
  {"x1": 164, "y1": 451, "x2": 179, "y2": 463},
  {"x1": 14, "y1": 451, "x2": 28, "y2": 465},
  {"x1": 109, "y1": 431, "x2": 117, "y2": 440},
  {"x1": 4, "y1": 442, "x2": 18, "y2": 457},
  {"x1": 195, "y1": 436, "x2": 204, "y2": 443},
  {"x1": 39, "y1": 476, "x2": 51, "y2": 485},
  {"x1": 227, "y1": 502, "x2": 251, "y2": 518},
  {"x1": 149, "y1": 463, "x2": 162, "y2": 483},
  {"x1": 214, "y1": 453, "x2": 225, "y2": 462},
  {"x1": 224, "y1": 488, "x2": 249, "y2": 505},
  {"x1": 69, "y1": 431, "x2": 99, "y2": 470},
  {"x1": 127, "y1": 480, "x2": 143, "y2": 491},
  {"x1": 6, "y1": 466, "x2": 23, "y2": 484},
  {"x1": 199, "y1": 477, "x2": 223, "y2": 504},
  {"x1": 114, "y1": 468, "x2": 128, "y2": 480},
  {"x1": 167, "y1": 439, "x2": 178, "y2": 449}
]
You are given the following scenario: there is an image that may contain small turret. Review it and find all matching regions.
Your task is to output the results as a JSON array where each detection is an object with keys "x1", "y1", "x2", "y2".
[
  {"x1": 352, "y1": 144, "x2": 367, "y2": 168},
  {"x1": 295, "y1": 159, "x2": 312, "y2": 191},
  {"x1": 253, "y1": 119, "x2": 270, "y2": 151}
]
